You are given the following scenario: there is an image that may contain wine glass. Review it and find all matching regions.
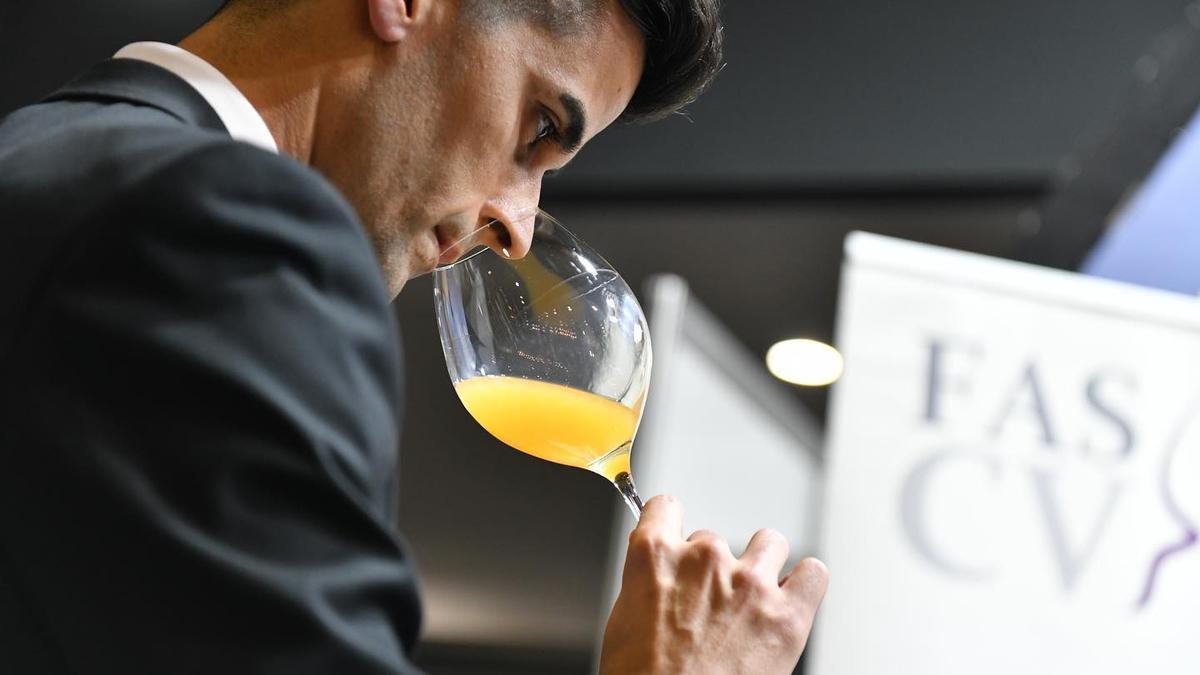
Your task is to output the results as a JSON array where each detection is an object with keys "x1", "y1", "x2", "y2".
[{"x1": 433, "y1": 211, "x2": 651, "y2": 517}]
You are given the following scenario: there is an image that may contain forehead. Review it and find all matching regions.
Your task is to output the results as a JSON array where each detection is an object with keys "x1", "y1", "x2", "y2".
[
  {"x1": 523, "y1": 0, "x2": 603, "y2": 35},
  {"x1": 469, "y1": 0, "x2": 603, "y2": 37}
]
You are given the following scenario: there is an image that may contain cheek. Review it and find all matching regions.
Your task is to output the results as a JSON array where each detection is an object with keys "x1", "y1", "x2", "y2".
[
  {"x1": 443, "y1": 106, "x2": 522, "y2": 191},
  {"x1": 421, "y1": 37, "x2": 527, "y2": 203}
]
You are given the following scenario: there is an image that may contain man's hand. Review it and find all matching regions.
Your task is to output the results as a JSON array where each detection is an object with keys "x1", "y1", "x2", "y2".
[{"x1": 599, "y1": 495, "x2": 829, "y2": 675}]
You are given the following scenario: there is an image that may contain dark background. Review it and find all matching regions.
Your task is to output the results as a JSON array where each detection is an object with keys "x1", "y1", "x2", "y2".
[{"x1": 3, "y1": 1, "x2": 1193, "y2": 672}]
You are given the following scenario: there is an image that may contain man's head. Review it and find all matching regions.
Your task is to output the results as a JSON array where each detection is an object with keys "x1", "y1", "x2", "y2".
[{"x1": 194, "y1": 0, "x2": 722, "y2": 295}]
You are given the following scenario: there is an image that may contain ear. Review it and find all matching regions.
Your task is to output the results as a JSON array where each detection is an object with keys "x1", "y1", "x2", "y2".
[{"x1": 367, "y1": 0, "x2": 416, "y2": 43}]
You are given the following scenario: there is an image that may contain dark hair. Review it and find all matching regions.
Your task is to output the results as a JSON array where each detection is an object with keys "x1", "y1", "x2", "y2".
[
  {"x1": 220, "y1": 0, "x2": 725, "y2": 122},
  {"x1": 614, "y1": 0, "x2": 724, "y2": 122},
  {"x1": 461, "y1": 0, "x2": 724, "y2": 122}
]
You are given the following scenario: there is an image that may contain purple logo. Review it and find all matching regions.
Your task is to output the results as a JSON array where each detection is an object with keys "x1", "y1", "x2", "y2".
[
  {"x1": 907, "y1": 337, "x2": 1199, "y2": 609},
  {"x1": 1137, "y1": 397, "x2": 1200, "y2": 608}
]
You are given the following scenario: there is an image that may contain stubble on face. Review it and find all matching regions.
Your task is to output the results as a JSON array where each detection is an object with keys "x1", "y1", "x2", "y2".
[{"x1": 312, "y1": 0, "x2": 643, "y2": 297}]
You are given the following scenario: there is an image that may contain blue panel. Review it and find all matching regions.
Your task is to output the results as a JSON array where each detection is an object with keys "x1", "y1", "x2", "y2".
[{"x1": 1083, "y1": 107, "x2": 1200, "y2": 295}]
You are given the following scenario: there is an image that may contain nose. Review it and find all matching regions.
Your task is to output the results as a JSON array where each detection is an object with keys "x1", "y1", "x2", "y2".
[{"x1": 477, "y1": 179, "x2": 540, "y2": 260}]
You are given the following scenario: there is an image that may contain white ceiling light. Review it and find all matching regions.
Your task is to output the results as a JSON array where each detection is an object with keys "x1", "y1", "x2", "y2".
[{"x1": 766, "y1": 339, "x2": 844, "y2": 387}]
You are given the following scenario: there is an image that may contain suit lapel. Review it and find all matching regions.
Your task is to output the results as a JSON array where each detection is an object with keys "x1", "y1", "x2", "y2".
[{"x1": 43, "y1": 58, "x2": 228, "y2": 137}]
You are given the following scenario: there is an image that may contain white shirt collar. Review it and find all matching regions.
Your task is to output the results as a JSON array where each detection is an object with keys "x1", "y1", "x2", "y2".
[{"x1": 114, "y1": 41, "x2": 279, "y2": 154}]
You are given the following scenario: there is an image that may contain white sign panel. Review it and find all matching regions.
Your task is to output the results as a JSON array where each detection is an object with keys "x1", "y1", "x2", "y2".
[{"x1": 812, "y1": 233, "x2": 1200, "y2": 674}]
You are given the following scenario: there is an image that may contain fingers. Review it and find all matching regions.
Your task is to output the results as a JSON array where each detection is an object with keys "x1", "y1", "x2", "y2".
[
  {"x1": 625, "y1": 496, "x2": 686, "y2": 578},
  {"x1": 781, "y1": 557, "x2": 830, "y2": 609},
  {"x1": 630, "y1": 494, "x2": 684, "y2": 544},
  {"x1": 740, "y1": 528, "x2": 790, "y2": 578},
  {"x1": 686, "y1": 528, "x2": 724, "y2": 544},
  {"x1": 684, "y1": 528, "x2": 734, "y2": 561}
]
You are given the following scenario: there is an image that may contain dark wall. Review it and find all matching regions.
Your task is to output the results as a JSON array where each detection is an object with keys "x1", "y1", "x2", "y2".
[
  {"x1": 2, "y1": 1, "x2": 1194, "y2": 189},
  {"x1": 0, "y1": 1, "x2": 222, "y2": 112},
  {"x1": 2, "y1": 2, "x2": 1187, "y2": 670},
  {"x1": 554, "y1": 0, "x2": 1197, "y2": 191}
]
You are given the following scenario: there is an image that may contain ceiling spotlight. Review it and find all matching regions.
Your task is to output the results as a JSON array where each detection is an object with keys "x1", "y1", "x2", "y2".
[{"x1": 765, "y1": 339, "x2": 844, "y2": 387}]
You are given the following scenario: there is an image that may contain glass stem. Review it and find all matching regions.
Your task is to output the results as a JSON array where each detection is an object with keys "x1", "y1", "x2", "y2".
[{"x1": 612, "y1": 471, "x2": 644, "y2": 519}]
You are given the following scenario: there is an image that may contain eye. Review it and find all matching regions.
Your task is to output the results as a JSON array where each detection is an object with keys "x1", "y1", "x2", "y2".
[{"x1": 532, "y1": 108, "x2": 562, "y2": 147}]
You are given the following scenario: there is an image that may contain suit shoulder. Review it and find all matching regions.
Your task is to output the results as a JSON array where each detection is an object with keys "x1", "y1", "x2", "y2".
[
  {"x1": 141, "y1": 141, "x2": 356, "y2": 219},
  {"x1": 115, "y1": 142, "x2": 385, "y2": 297},
  {"x1": 133, "y1": 142, "x2": 363, "y2": 239}
]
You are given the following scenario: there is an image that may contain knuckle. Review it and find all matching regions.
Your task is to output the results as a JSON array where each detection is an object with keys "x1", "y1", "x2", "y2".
[
  {"x1": 690, "y1": 537, "x2": 728, "y2": 565},
  {"x1": 749, "y1": 528, "x2": 790, "y2": 559},
  {"x1": 627, "y1": 528, "x2": 650, "y2": 549},
  {"x1": 731, "y1": 566, "x2": 773, "y2": 597},
  {"x1": 730, "y1": 566, "x2": 754, "y2": 591},
  {"x1": 627, "y1": 530, "x2": 668, "y2": 563},
  {"x1": 754, "y1": 527, "x2": 788, "y2": 546}
]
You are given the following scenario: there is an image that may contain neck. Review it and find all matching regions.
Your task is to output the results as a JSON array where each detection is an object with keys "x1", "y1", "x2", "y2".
[{"x1": 179, "y1": 5, "x2": 374, "y2": 163}]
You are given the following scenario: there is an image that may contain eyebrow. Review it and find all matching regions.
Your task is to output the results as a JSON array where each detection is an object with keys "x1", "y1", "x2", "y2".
[{"x1": 558, "y1": 93, "x2": 586, "y2": 154}]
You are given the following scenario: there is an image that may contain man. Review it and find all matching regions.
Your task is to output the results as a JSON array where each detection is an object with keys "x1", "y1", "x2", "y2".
[{"x1": 0, "y1": 0, "x2": 828, "y2": 672}]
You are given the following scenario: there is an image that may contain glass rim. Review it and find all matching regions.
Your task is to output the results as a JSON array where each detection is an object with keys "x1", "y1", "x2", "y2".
[
  {"x1": 433, "y1": 244, "x2": 492, "y2": 271},
  {"x1": 433, "y1": 209, "x2": 573, "y2": 272}
]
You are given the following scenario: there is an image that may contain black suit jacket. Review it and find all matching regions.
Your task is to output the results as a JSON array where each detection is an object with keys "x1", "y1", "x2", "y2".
[{"x1": 0, "y1": 59, "x2": 423, "y2": 673}]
